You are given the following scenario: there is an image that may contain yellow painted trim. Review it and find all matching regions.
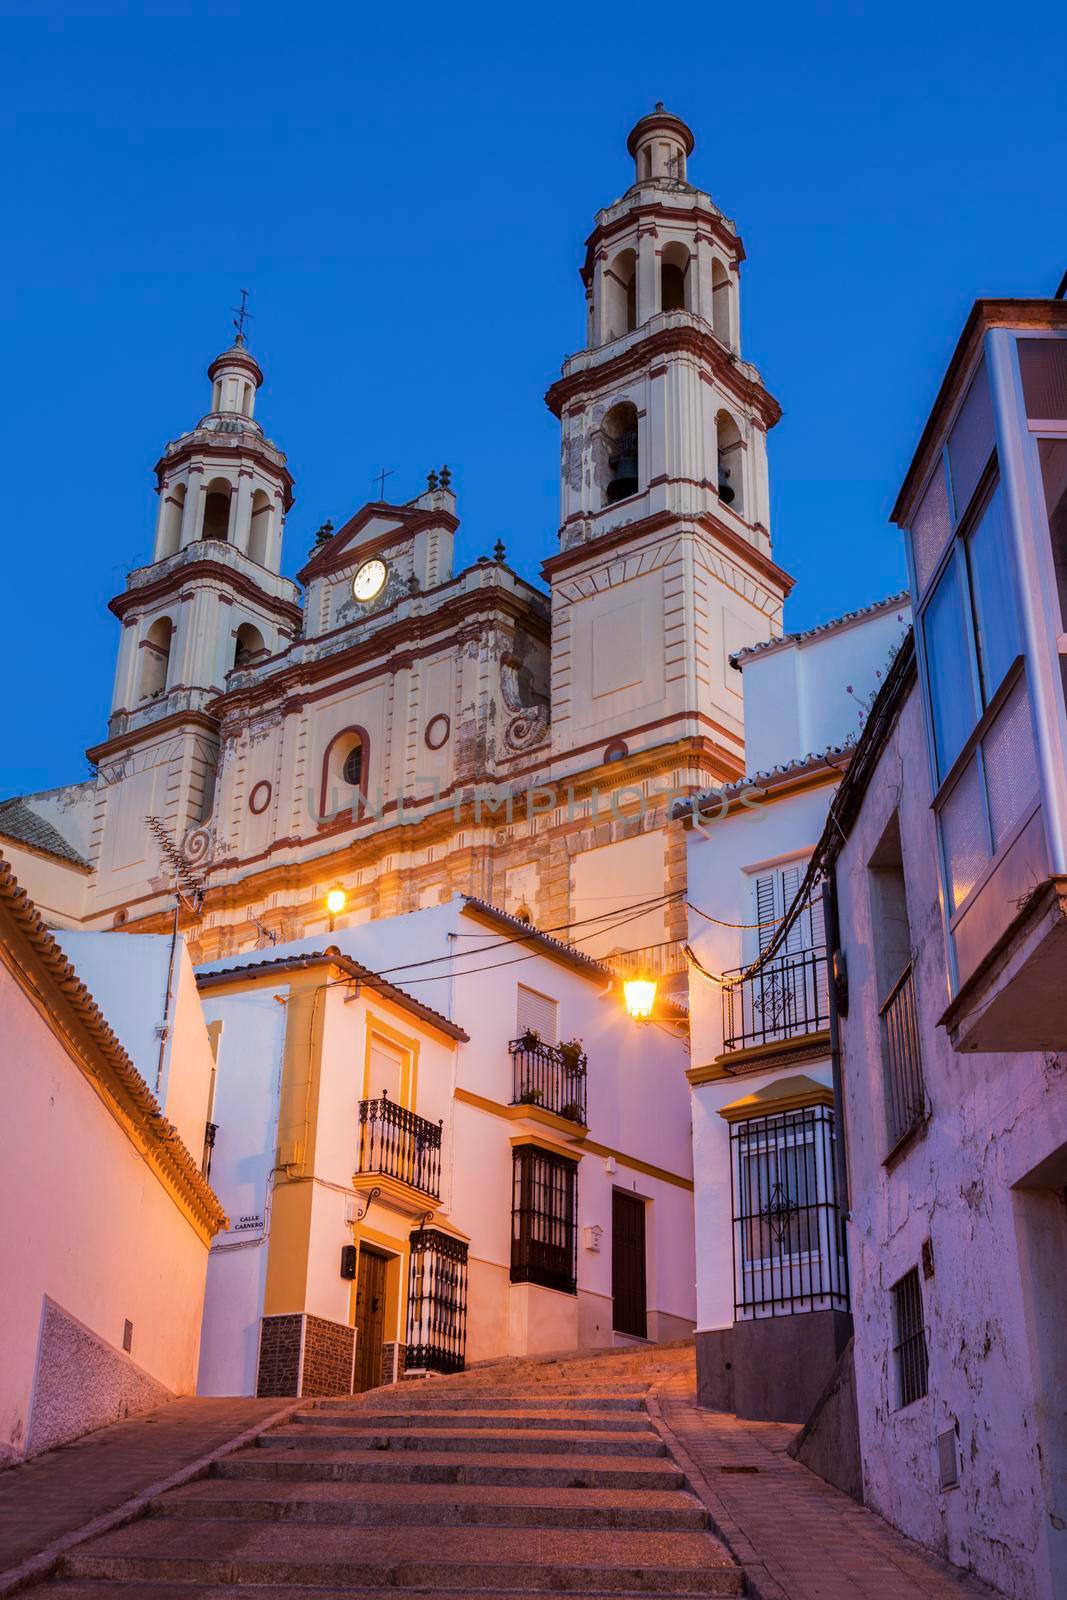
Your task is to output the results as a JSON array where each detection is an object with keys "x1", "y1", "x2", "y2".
[
  {"x1": 454, "y1": 1086, "x2": 588, "y2": 1139},
  {"x1": 687, "y1": 1029, "x2": 832, "y2": 1085},
  {"x1": 509, "y1": 1132, "x2": 586, "y2": 1160},
  {"x1": 456, "y1": 1089, "x2": 691, "y2": 1191},
  {"x1": 362, "y1": 1011, "x2": 419, "y2": 1110},
  {"x1": 717, "y1": 1075, "x2": 835, "y2": 1124}
]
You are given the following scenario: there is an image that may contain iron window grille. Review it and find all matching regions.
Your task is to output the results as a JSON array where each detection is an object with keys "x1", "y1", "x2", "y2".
[
  {"x1": 357, "y1": 1093, "x2": 442, "y2": 1199},
  {"x1": 722, "y1": 946, "x2": 830, "y2": 1053},
  {"x1": 731, "y1": 1103, "x2": 848, "y2": 1319},
  {"x1": 892, "y1": 1267, "x2": 929, "y2": 1408},
  {"x1": 509, "y1": 1037, "x2": 587, "y2": 1123},
  {"x1": 881, "y1": 964, "x2": 926, "y2": 1150},
  {"x1": 510, "y1": 1145, "x2": 578, "y2": 1295},
  {"x1": 406, "y1": 1228, "x2": 469, "y2": 1375}
]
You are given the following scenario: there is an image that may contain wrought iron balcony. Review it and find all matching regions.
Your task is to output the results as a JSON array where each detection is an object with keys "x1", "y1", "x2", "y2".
[
  {"x1": 881, "y1": 964, "x2": 926, "y2": 1150},
  {"x1": 357, "y1": 1093, "x2": 442, "y2": 1199},
  {"x1": 509, "y1": 1036, "x2": 587, "y2": 1124},
  {"x1": 722, "y1": 946, "x2": 830, "y2": 1054}
]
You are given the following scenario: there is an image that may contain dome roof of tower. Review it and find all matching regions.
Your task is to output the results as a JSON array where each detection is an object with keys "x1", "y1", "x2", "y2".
[
  {"x1": 207, "y1": 338, "x2": 263, "y2": 387},
  {"x1": 626, "y1": 103, "x2": 695, "y2": 158}
]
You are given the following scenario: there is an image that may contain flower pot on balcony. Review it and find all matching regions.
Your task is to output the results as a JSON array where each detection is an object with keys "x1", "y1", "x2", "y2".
[
  {"x1": 560, "y1": 1102, "x2": 584, "y2": 1123},
  {"x1": 519, "y1": 1029, "x2": 541, "y2": 1054},
  {"x1": 519, "y1": 1088, "x2": 543, "y2": 1106},
  {"x1": 560, "y1": 1040, "x2": 585, "y2": 1073}
]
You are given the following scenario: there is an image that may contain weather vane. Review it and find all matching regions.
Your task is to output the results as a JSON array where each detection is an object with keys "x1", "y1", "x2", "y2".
[{"x1": 232, "y1": 288, "x2": 253, "y2": 344}]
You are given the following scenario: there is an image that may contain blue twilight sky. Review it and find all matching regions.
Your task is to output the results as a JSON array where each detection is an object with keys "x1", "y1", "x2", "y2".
[{"x1": 1, "y1": 1, "x2": 1064, "y2": 795}]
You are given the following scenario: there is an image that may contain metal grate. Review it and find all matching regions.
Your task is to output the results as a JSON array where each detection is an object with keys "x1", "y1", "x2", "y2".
[
  {"x1": 511, "y1": 1145, "x2": 578, "y2": 1295},
  {"x1": 881, "y1": 964, "x2": 926, "y2": 1150},
  {"x1": 911, "y1": 463, "x2": 953, "y2": 595},
  {"x1": 406, "y1": 1228, "x2": 468, "y2": 1375},
  {"x1": 731, "y1": 1104, "x2": 848, "y2": 1319},
  {"x1": 357, "y1": 1094, "x2": 442, "y2": 1199},
  {"x1": 893, "y1": 1267, "x2": 929, "y2": 1408},
  {"x1": 510, "y1": 1037, "x2": 587, "y2": 1123},
  {"x1": 722, "y1": 946, "x2": 830, "y2": 1053},
  {"x1": 1019, "y1": 337, "x2": 1067, "y2": 421}
]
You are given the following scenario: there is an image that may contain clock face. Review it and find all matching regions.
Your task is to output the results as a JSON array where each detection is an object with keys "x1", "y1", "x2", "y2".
[{"x1": 352, "y1": 558, "x2": 387, "y2": 603}]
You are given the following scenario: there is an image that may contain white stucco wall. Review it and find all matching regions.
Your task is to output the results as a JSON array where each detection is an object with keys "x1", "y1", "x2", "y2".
[
  {"x1": 0, "y1": 957, "x2": 210, "y2": 1463},
  {"x1": 836, "y1": 683, "x2": 1067, "y2": 1600}
]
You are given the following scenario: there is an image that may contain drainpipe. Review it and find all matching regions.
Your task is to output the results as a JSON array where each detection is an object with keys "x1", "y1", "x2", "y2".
[
  {"x1": 155, "y1": 885, "x2": 181, "y2": 1098},
  {"x1": 822, "y1": 876, "x2": 850, "y2": 1218}
]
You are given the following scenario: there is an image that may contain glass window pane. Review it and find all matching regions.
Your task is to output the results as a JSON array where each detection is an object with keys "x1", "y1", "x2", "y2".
[
  {"x1": 967, "y1": 485, "x2": 1022, "y2": 704},
  {"x1": 983, "y1": 675, "x2": 1039, "y2": 851},
  {"x1": 948, "y1": 361, "x2": 995, "y2": 522},
  {"x1": 940, "y1": 754, "x2": 991, "y2": 913},
  {"x1": 910, "y1": 462, "x2": 952, "y2": 595},
  {"x1": 1038, "y1": 439, "x2": 1067, "y2": 635},
  {"x1": 1019, "y1": 338, "x2": 1067, "y2": 421},
  {"x1": 923, "y1": 556, "x2": 979, "y2": 781}
]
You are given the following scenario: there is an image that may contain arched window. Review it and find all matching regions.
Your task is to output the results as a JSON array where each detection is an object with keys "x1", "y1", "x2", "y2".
[
  {"x1": 660, "y1": 242, "x2": 689, "y2": 313},
  {"x1": 317, "y1": 726, "x2": 371, "y2": 823},
  {"x1": 233, "y1": 622, "x2": 265, "y2": 670},
  {"x1": 603, "y1": 249, "x2": 637, "y2": 342},
  {"x1": 202, "y1": 478, "x2": 232, "y2": 541},
  {"x1": 248, "y1": 490, "x2": 271, "y2": 565},
  {"x1": 342, "y1": 742, "x2": 363, "y2": 787},
  {"x1": 601, "y1": 401, "x2": 640, "y2": 507},
  {"x1": 158, "y1": 483, "x2": 185, "y2": 559},
  {"x1": 139, "y1": 617, "x2": 173, "y2": 700},
  {"x1": 716, "y1": 411, "x2": 745, "y2": 517},
  {"x1": 712, "y1": 260, "x2": 732, "y2": 347}
]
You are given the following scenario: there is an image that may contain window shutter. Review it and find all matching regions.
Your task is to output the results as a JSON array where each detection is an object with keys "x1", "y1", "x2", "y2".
[
  {"x1": 755, "y1": 874, "x2": 778, "y2": 954},
  {"x1": 754, "y1": 862, "x2": 819, "y2": 956},
  {"x1": 516, "y1": 984, "x2": 559, "y2": 1045}
]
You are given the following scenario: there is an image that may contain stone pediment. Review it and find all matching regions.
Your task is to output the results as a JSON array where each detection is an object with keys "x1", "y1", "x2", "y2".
[{"x1": 297, "y1": 495, "x2": 458, "y2": 585}]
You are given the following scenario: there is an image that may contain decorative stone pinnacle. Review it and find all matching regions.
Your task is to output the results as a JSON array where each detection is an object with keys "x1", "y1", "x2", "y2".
[{"x1": 493, "y1": 539, "x2": 506, "y2": 562}]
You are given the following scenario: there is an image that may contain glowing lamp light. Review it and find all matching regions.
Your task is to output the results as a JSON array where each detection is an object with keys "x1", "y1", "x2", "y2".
[
  {"x1": 326, "y1": 884, "x2": 347, "y2": 929},
  {"x1": 623, "y1": 976, "x2": 657, "y2": 1022}
]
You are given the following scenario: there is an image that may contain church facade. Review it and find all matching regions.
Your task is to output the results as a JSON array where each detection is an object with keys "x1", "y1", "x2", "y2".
[{"x1": 7, "y1": 107, "x2": 791, "y2": 970}]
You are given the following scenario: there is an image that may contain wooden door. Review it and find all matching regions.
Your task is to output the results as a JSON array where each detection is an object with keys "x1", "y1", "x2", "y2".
[
  {"x1": 612, "y1": 1191, "x2": 647, "y2": 1338},
  {"x1": 355, "y1": 1246, "x2": 388, "y2": 1392}
]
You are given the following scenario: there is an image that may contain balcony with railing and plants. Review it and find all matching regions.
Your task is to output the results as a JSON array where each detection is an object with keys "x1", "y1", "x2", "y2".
[
  {"x1": 509, "y1": 1031, "x2": 588, "y2": 1125},
  {"x1": 722, "y1": 945, "x2": 831, "y2": 1057},
  {"x1": 356, "y1": 1092, "x2": 442, "y2": 1201}
]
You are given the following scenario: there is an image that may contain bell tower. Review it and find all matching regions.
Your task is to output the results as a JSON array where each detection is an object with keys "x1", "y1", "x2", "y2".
[
  {"x1": 86, "y1": 328, "x2": 301, "y2": 920},
  {"x1": 543, "y1": 107, "x2": 793, "y2": 783}
]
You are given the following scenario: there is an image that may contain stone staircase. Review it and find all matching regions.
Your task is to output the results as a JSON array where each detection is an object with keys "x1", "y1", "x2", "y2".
[{"x1": 40, "y1": 1343, "x2": 743, "y2": 1596}]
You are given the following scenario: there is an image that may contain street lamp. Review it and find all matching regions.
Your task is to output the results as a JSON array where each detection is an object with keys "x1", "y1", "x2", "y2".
[
  {"x1": 623, "y1": 975, "x2": 657, "y2": 1022},
  {"x1": 326, "y1": 883, "x2": 347, "y2": 932}
]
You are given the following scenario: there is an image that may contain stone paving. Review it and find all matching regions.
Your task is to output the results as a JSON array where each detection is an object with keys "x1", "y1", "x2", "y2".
[
  {"x1": 0, "y1": 1397, "x2": 290, "y2": 1591},
  {"x1": 651, "y1": 1369, "x2": 1004, "y2": 1600}
]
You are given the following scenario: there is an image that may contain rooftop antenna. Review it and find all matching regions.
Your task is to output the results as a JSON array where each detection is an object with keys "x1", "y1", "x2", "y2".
[
  {"x1": 372, "y1": 466, "x2": 396, "y2": 500},
  {"x1": 231, "y1": 288, "x2": 253, "y2": 345},
  {"x1": 1054, "y1": 269, "x2": 1067, "y2": 301}
]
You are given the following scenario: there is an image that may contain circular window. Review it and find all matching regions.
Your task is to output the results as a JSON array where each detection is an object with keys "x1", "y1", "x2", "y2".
[
  {"x1": 603, "y1": 738, "x2": 629, "y2": 764},
  {"x1": 112, "y1": 907, "x2": 128, "y2": 928},
  {"x1": 249, "y1": 779, "x2": 272, "y2": 815},
  {"x1": 343, "y1": 745, "x2": 363, "y2": 787},
  {"x1": 424, "y1": 714, "x2": 451, "y2": 751}
]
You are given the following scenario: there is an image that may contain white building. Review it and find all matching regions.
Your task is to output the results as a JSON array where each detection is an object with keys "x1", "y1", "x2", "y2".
[
  {"x1": 673, "y1": 594, "x2": 909, "y2": 1422},
  {"x1": 195, "y1": 897, "x2": 695, "y2": 1395},
  {"x1": 819, "y1": 297, "x2": 1067, "y2": 1600},
  {"x1": 0, "y1": 854, "x2": 225, "y2": 1463}
]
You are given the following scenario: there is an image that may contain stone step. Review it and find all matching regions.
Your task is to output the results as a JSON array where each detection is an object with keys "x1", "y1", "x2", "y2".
[
  {"x1": 59, "y1": 1520, "x2": 743, "y2": 1594},
  {"x1": 152, "y1": 1477, "x2": 709, "y2": 1530},
  {"x1": 321, "y1": 1392, "x2": 648, "y2": 1412},
  {"x1": 217, "y1": 1448, "x2": 687, "y2": 1490},
  {"x1": 47, "y1": 1587, "x2": 724, "y2": 1599},
  {"x1": 292, "y1": 1407, "x2": 655, "y2": 1433},
  {"x1": 259, "y1": 1424, "x2": 666, "y2": 1457}
]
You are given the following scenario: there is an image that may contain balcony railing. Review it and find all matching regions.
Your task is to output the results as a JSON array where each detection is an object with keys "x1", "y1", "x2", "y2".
[
  {"x1": 509, "y1": 1037, "x2": 587, "y2": 1124},
  {"x1": 881, "y1": 964, "x2": 925, "y2": 1149},
  {"x1": 603, "y1": 939, "x2": 689, "y2": 981},
  {"x1": 722, "y1": 946, "x2": 830, "y2": 1053},
  {"x1": 357, "y1": 1093, "x2": 442, "y2": 1199}
]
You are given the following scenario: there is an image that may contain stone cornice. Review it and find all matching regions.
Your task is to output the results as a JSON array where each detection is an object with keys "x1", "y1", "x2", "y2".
[
  {"x1": 545, "y1": 322, "x2": 780, "y2": 428},
  {"x1": 581, "y1": 198, "x2": 744, "y2": 288},
  {"x1": 109, "y1": 557, "x2": 303, "y2": 629}
]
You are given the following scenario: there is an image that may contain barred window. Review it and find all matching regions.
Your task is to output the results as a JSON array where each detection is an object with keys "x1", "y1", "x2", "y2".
[
  {"x1": 731, "y1": 1103, "x2": 848, "y2": 1319},
  {"x1": 510, "y1": 1145, "x2": 578, "y2": 1295},
  {"x1": 892, "y1": 1267, "x2": 929, "y2": 1408},
  {"x1": 406, "y1": 1228, "x2": 468, "y2": 1376}
]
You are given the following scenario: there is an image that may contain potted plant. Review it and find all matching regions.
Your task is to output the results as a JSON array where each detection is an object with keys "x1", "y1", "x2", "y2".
[
  {"x1": 560, "y1": 1102, "x2": 584, "y2": 1123},
  {"x1": 518, "y1": 1087, "x2": 543, "y2": 1106},
  {"x1": 518, "y1": 1027, "x2": 541, "y2": 1053},
  {"x1": 559, "y1": 1037, "x2": 585, "y2": 1073}
]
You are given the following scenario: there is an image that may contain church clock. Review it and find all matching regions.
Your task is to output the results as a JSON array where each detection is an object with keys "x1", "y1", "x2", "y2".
[{"x1": 352, "y1": 558, "x2": 387, "y2": 602}]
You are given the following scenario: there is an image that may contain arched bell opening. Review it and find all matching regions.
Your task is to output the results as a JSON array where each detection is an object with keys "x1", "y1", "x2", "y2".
[
  {"x1": 660, "y1": 241, "x2": 690, "y2": 313},
  {"x1": 716, "y1": 411, "x2": 745, "y2": 516},
  {"x1": 233, "y1": 622, "x2": 266, "y2": 671},
  {"x1": 602, "y1": 401, "x2": 640, "y2": 507},
  {"x1": 603, "y1": 248, "x2": 637, "y2": 342},
  {"x1": 139, "y1": 616, "x2": 173, "y2": 700},
  {"x1": 202, "y1": 478, "x2": 232, "y2": 541},
  {"x1": 158, "y1": 483, "x2": 185, "y2": 559}
]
